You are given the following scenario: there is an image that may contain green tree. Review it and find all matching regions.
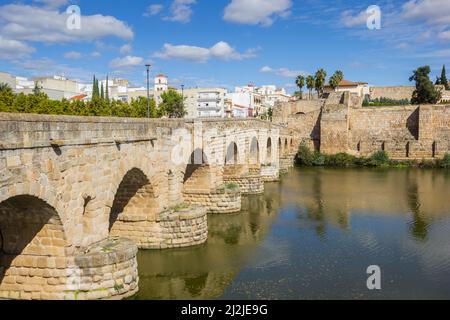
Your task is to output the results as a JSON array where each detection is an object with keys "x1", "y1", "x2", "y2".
[
  {"x1": 409, "y1": 66, "x2": 441, "y2": 105},
  {"x1": 100, "y1": 82, "x2": 104, "y2": 100},
  {"x1": 329, "y1": 70, "x2": 344, "y2": 91},
  {"x1": 130, "y1": 96, "x2": 157, "y2": 118},
  {"x1": 33, "y1": 81, "x2": 42, "y2": 95},
  {"x1": 0, "y1": 82, "x2": 13, "y2": 94},
  {"x1": 315, "y1": 68, "x2": 327, "y2": 98},
  {"x1": 267, "y1": 107, "x2": 273, "y2": 122},
  {"x1": 306, "y1": 75, "x2": 315, "y2": 99},
  {"x1": 295, "y1": 75, "x2": 305, "y2": 99},
  {"x1": 159, "y1": 89, "x2": 186, "y2": 118},
  {"x1": 105, "y1": 75, "x2": 110, "y2": 102},
  {"x1": 440, "y1": 65, "x2": 449, "y2": 90}
]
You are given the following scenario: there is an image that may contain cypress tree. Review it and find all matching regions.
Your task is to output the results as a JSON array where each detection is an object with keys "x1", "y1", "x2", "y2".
[
  {"x1": 101, "y1": 82, "x2": 104, "y2": 100},
  {"x1": 441, "y1": 65, "x2": 449, "y2": 90},
  {"x1": 92, "y1": 75, "x2": 97, "y2": 98},
  {"x1": 105, "y1": 75, "x2": 110, "y2": 102}
]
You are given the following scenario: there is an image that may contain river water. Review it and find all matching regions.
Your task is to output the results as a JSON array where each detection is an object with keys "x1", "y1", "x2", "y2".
[{"x1": 132, "y1": 168, "x2": 450, "y2": 300}]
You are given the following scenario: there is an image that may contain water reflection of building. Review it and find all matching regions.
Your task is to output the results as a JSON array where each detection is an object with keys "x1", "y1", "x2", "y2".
[
  {"x1": 132, "y1": 193, "x2": 280, "y2": 300},
  {"x1": 284, "y1": 168, "x2": 449, "y2": 240}
]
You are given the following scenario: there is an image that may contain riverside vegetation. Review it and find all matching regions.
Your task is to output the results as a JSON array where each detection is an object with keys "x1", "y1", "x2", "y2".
[{"x1": 295, "y1": 144, "x2": 450, "y2": 169}]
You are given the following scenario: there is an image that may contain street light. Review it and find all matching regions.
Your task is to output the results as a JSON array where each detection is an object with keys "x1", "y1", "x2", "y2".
[
  {"x1": 181, "y1": 84, "x2": 185, "y2": 99},
  {"x1": 145, "y1": 64, "x2": 151, "y2": 118}
]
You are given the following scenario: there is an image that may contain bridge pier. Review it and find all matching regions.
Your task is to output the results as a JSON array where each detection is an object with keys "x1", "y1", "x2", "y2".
[{"x1": 223, "y1": 165, "x2": 264, "y2": 195}]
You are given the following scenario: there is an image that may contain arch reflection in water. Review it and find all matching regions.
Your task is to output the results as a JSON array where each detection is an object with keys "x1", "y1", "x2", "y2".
[{"x1": 131, "y1": 193, "x2": 279, "y2": 300}]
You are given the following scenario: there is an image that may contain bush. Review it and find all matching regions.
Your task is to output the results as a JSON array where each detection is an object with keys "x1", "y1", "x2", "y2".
[
  {"x1": 440, "y1": 153, "x2": 450, "y2": 168},
  {"x1": 312, "y1": 151, "x2": 326, "y2": 166},
  {"x1": 367, "y1": 151, "x2": 390, "y2": 166},
  {"x1": 295, "y1": 144, "x2": 314, "y2": 166},
  {"x1": 325, "y1": 153, "x2": 357, "y2": 167}
]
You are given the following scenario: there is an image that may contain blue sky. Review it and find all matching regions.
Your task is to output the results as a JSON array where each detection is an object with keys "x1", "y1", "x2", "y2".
[{"x1": 0, "y1": 0, "x2": 449, "y2": 92}]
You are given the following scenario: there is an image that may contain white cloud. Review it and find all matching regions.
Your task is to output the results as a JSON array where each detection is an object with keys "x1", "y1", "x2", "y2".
[
  {"x1": 164, "y1": 0, "x2": 196, "y2": 23},
  {"x1": 223, "y1": 0, "x2": 292, "y2": 26},
  {"x1": 109, "y1": 55, "x2": 144, "y2": 69},
  {"x1": 402, "y1": 0, "x2": 450, "y2": 26},
  {"x1": 0, "y1": 4, "x2": 134, "y2": 43},
  {"x1": 209, "y1": 41, "x2": 259, "y2": 60},
  {"x1": 120, "y1": 44, "x2": 133, "y2": 55},
  {"x1": 153, "y1": 41, "x2": 259, "y2": 63},
  {"x1": 340, "y1": 9, "x2": 369, "y2": 28},
  {"x1": 439, "y1": 30, "x2": 450, "y2": 41},
  {"x1": 154, "y1": 44, "x2": 210, "y2": 62},
  {"x1": 64, "y1": 51, "x2": 82, "y2": 59},
  {"x1": 0, "y1": 35, "x2": 35, "y2": 60},
  {"x1": 33, "y1": 0, "x2": 68, "y2": 8},
  {"x1": 145, "y1": 4, "x2": 164, "y2": 16},
  {"x1": 260, "y1": 65, "x2": 304, "y2": 78}
]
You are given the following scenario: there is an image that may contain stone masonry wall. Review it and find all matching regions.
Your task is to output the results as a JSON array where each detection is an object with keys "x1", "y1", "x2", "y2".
[
  {"x1": 183, "y1": 189, "x2": 241, "y2": 214},
  {"x1": 369, "y1": 86, "x2": 415, "y2": 101},
  {"x1": 110, "y1": 206, "x2": 208, "y2": 250}
]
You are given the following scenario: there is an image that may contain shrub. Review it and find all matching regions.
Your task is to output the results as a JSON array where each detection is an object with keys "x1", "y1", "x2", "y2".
[
  {"x1": 325, "y1": 153, "x2": 357, "y2": 167},
  {"x1": 440, "y1": 153, "x2": 450, "y2": 168},
  {"x1": 312, "y1": 151, "x2": 326, "y2": 166},
  {"x1": 295, "y1": 144, "x2": 314, "y2": 166},
  {"x1": 367, "y1": 151, "x2": 390, "y2": 166}
]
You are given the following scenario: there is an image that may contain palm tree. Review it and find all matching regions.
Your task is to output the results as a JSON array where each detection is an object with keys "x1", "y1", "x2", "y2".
[
  {"x1": 306, "y1": 75, "x2": 315, "y2": 99},
  {"x1": 0, "y1": 82, "x2": 13, "y2": 94},
  {"x1": 335, "y1": 70, "x2": 344, "y2": 90},
  {"x1": 329, "y1": 70, "x2": 344, "y2": 92},
  {"x1": 315, "y1": 68, "x2": 327, "y2": 98},
  {"x1": 295, "y1": 75, "x2": 305, "y2": 99}
]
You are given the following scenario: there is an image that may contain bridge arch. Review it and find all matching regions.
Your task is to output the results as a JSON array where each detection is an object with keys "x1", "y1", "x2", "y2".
[
  {"x1": 266, "y1": 138, "x2": 273, "y2": 164},
  {"x1": 225, "y1": 142, "x2": 239, "y2": 165},
  {"x1": 0, "y1": 195, "x2": 67, "y2": 297},
  {"x1": 183, "y1": 148, "x2": 218, "y2": 193},
  {"x1": 249, "y1": 137, "x2": 260, "y2": 165},
  {"x1": 109, "y1": 168, "x2": 158, "y2": 234}
]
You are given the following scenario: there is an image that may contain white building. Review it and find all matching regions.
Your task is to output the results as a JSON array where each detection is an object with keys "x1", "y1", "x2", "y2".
[
  {"x1": 256, "y1": 85, "x2": 290, "y2": 110},
  {"x1": 181, "y1": 87, "x2": 228, "y2": 118}
]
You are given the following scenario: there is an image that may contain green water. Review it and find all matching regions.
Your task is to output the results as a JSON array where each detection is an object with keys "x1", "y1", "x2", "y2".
[{"x1": 132, "y1": 168, "x2": 450, "y2": 300}]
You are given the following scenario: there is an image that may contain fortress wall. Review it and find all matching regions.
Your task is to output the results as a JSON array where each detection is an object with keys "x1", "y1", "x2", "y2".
[{"x1": 369, "y1": 86, "x2": 415, "y2": 101}]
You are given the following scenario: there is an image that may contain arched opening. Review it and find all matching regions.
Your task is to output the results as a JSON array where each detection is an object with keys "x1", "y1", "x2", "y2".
[
  {"x1": 284, "y1": 139, "x2": 288, "y2": 155},
  {"x1": 432, "y1": 141, "x2": 437, "y2": 158},
  {"x1": 0, "y1": 195, "x2": 66, "y2": 293},
  {"x1": 266, "y1": 138, "x2": 272, "y2": 163},
  {"x1": 406, "y1": 142, "x2": 410, "y2": 158},
  {"x1": 381, "y1": 142, "x2": 386, "y2": 152},
  {"x1": 278, "y1": 138, "x2": 282, "y2": 157},
  {"x1": 225, "y1": 142, "x2": 239, "y2": 165},
  {"x1": 249, "y1": 137, "x2": 260, "y2": 165},
  {"x1": 109, "y1": 168, "x2": 157, "y2": 233},
  {"x1": 290, "y1": 138, "x2": 294, "y2": 152},
  {"x1": 183, "y1": 149, "x2": 216, "y2": 193}
]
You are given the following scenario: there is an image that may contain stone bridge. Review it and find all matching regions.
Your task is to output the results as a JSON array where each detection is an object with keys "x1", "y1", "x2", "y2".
[{"x1": 0, "y1": 113, "x2": 299, "y2": 300}]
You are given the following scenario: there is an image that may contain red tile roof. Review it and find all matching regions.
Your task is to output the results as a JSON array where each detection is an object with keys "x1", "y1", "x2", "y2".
[{"x1": 70, "y1": 94, "x2": 87, "y2": 101}]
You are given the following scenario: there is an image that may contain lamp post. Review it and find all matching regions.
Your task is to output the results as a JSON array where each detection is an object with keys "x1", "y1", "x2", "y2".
[
  {"x1": 145, "y1": 64, "x2": 151, "y2": 118},
  {"x1": 181, "y1": 84, "x2": 184, "y2": 99}
]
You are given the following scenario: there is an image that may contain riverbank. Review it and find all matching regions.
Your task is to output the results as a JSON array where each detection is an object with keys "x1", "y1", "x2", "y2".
[{"x1": 295, "y1": 144, "x2": 450, "y2": 169}]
